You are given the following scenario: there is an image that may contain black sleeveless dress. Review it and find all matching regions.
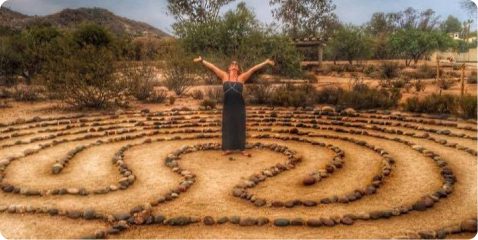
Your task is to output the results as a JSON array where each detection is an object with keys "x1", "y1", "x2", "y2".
[{"x1": 222, "y1": 81, "x2": 246, "y2": 151}]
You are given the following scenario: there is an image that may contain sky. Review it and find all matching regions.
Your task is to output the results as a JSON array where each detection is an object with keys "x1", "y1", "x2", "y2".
[{"x1": 1, "y1": 0, "x2": 477, "y2": 35}]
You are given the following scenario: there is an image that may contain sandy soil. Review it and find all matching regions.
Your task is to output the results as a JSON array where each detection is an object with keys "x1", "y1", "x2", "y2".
[{"x1": 0, "y1": 95, "x2": 476, "y2": 238}]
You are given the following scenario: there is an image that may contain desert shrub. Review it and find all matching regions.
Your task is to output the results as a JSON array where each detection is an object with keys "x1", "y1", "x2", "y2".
[
  {"x1": 413, "y1": 79, "x2": 426, "y2": 92},
  {"x1": 390, "y1": 79, "x2": 409, "y2": 89},
  {"x1": 200, "y1": 99, "x2": 217, "y2": 109},
  {"x1": 11, "y1": 84, "x2": 45, "y2": 102},
  {"x1": 269, "y1": 84, "x2": 316, "y2": 107},
  {"x1": 168, "y1": 95, "x2": 176, "y2": 105},
  {"x1": 437, "y1": 78, "x2": 456, "y2": 90},
  {"x1": 191, "y1": 89, "x2": 204, "y2": 100},
  {"x1": 457, "y1": 95, "x2": 477, "y2": 119},
  {"x1": 403, "y1": 94, "x2": 456, "y2": 114},
  {"x1": 244, "y1": 82, "x2": 273, "y2": 105},
  {"x1": 380, "y1": 62, "x2": 400, "y2": 79},
  {"x1": 44, "y1": 45, "x2": 125, "y2": 108},
  {"x1": 0, "y1": 100, "x2": 11, "y2": 108},
  {"x1": 0, "y1": 87, "x2": 12, "y2": 98},
  {"x1": 147, "y1": 89, "x2": 168, "y2": 103},
  {"x1": 162, "y1": 43, "x2": 197, "y2": 96},
  {"x1": 467, "y1": 70, "x2": 477, "y2": 84},
  {"x1": 120, "y1": 62, "x2": 158, "y2": 101},
  {"x1": 206, "y1": 86, "x2": 224, "y2": 103},
  {"x1": 339, "y1": 84, "x2": 401, "y2": 110},
  {"x1": 303, "y1": 72, "x2": 317, "y2": 83},
  {"x1": 363, "y1": 64, "x2": 378, "y2": 76},
  {"x1": 316, "y1": 86, "x2": 344, "y2": 105}
]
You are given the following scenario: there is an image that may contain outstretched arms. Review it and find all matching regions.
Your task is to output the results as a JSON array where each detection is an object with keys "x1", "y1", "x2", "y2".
[
  {"x1": 193, "y1": 56, "x2": 228, "y2": 80},
  {"x1": 238, "y1": 59, "x2": 275, "y2": 82}
]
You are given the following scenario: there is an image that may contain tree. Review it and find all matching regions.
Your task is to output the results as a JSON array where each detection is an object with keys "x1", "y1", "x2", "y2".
[
  {"x1": 389, "y1": 29, "x2": 454, "y2": 66},
  {"x1": 44, "y1": 25, "x2": 126, "y2": 108},
  {"x1": 269, "y1": 0, "x2": 338, "y2": 40},
  {"x1": 167, "y1": 0, "x2": 235, "y2": 25},
  {"x1": 461, "y1": 0, "x2": 477, "y2": 18},
  {"x1": 440, "y1": 15, "x2": 463, "y2": 33},
  {"x1": 327, "y1": 25, "x2": 373, "y2": 64},
  {"x1": 18, "y1": 24, "x2": 62, "y2": 84}
]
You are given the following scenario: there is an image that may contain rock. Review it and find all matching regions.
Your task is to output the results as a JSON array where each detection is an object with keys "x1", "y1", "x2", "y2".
[
  {"x1": 302, "y1": 176, "x2": 316, "y2": 186},
  {"x1": 47, "y1": 208, "x2": 59, "y2": 216},
  {"x1": 257, "y1": 217, "x2": 270, "y2": 226},
  {"x1": 418, "y1": 231, "x2": 436, "y2": 239},
  {"x1": 461, "y1": 219, "x2": 477, "y2": 232},
  {"x1": 322, "y1": 106, "x2": 335, "y2": 113},
  {"x1": 154, "y1": 215, "x2": 166, "y2": 224},
  {"x1": 140, "y1": 109, "x2": 150, "y2": 114},
  {"x1": 290, "y1": 218, "x2": 305, "y2": 226},
  {"x1": 274, "y1": 218, "x2": 290, "y2": 227},
  {"x1": 303, "y1": 200, "x2": 317, "y2": 207},
  {"x1": 230, "y1": 216, "x2": 240, "y2": 224},
  {"x1": 114, "y1": 213, "x2": 131, "y2": 221},
  {"x1": 306, "y1": 219, "x2": 322, "y2": 227},
  {"x1": 321, "y1": 218, "x2": 335, "y2": 226},
  {"x1": 217, "y1": 217, "x2": 229, "y2": 224},
  {"x1": 51, "y1": 164, "x2": 63, "y2": 174},
  {"x1": 341, "y1": 217, "x2": 354, "y2": 225},
  {"x1": 254, "y1": 199, "x2": 266, "y2": 207},
  {"x1": 166, "y1": 216, "x2": 193, "y2": 226},
  {"x1": 94, "y1": 230, "x2": 107, "y2": 239},
  {"x1": 203, "y1": 216, "x2": 215, "y2": 225},
  {"x1": 83, "y1": 209, "x2": 96, "y2": 219},
  {"x1": 67, "y1": 210, "x2": 82, "y2": 219},
  {"x1": 66, "y1": 188, "x2": 79, "y2": 195},
  {"x1": 239, "y1": 217, "x2": 257, "y2": 226},
  {"x1": 113, "y1": 220, "x2": 129, "y2": 230},
  {"x1": 271, "y1": 201, "x2": 284, "y2": 208},
  {"x1": 344, "y1": 108, "x2": 356, "y2": 115}
]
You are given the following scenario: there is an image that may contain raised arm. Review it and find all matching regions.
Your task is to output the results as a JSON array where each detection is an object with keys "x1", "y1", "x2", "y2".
[
  {"x1": 194, "y1": 56, "x2": 228, "y2": 80},
  {"x1": 238, "y1": 59, "x2": 275, "y2": 82}
]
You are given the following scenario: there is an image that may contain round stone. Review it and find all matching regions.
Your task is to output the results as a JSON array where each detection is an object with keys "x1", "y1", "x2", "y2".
[
  {"x1": 274, "y1": 218, "x2": 290, "y2": 227},
  {"x1": 341, "y1": 217, "x2": 354, "y2": 225},
  {"x1": 302, "y1": 176, "x2": 316, "y2": 186},
  {"x1": 257, "y1": 217, "x2": 270, "y2": 226},
  {"x1": 306, "y1": 219, "x2": 322, "y2": 227},
  {"x1": 303, "y1": 200, "x2": 317, "y2": 207},
  {"x1": 254, "y1": 199, "x2": 266, "y2": 207},
  {"x1": 461, "y1": 219, "x2": 477, "y2": 232},
  {"x1": 217, "y1": 217, "x2": 229, "y2": 224},
  {"x1": 83, "y1": 209, "x2": 96, "y2": 219},
  {"x1": 239, "y1": 217, "x2": 257, "y2": 226},
  {"x1": 51, "y1": 164, "x2": 63, "y2": 174},
  {"x1": 290, "y1": 218, "x2": 305, "y2": 226},
  {"x1": 321, "y1": 218, "x2": 335, "y2": 226},
  {"x1": 203, "y1": 216, "x2": 215, "y2": 225}
]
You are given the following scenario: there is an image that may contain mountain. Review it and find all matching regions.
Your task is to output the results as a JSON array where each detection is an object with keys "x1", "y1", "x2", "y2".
[{"x1": 0, "y1": 7, "x2": 169, "y2": 37}]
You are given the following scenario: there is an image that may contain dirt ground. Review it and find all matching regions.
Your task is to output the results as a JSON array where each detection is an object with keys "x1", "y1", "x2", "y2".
[{"x1": 0, "y1": 92, "x2": 476, "y2": 239}]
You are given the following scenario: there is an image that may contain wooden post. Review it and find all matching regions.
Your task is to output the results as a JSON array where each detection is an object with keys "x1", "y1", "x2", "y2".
[
  {"x1": 318, "y1": 45, "x2": 323, "y2": 67},
  {"x1": 461, "y1": 64, "x2": 466, "y2": 97},
  {"x1": 436, "y1": 56, "x2": 441, "y2": 83}
]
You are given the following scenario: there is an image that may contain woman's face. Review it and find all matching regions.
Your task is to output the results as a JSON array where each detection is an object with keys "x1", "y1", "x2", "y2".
[{"x1": 228, "y1": 61, "x2": 240, "y2": 75}]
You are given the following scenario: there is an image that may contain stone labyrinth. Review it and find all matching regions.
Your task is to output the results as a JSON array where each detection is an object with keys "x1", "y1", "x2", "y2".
[{"x1": 0, "y1": 106, "x2": 476, "y2": 238}]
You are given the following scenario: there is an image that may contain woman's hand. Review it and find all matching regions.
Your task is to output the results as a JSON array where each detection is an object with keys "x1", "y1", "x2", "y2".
[
  {"x1": 266, "y1": 58, "x2": 275, "y2": 66},
  {"x1": 193, "y1": 56, "x2": 203, "y2": 63}
]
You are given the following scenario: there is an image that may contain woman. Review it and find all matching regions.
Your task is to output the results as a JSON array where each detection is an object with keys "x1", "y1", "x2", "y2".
[{"x1": 194, "y1": 56, "x2": 275, "y2": 156}]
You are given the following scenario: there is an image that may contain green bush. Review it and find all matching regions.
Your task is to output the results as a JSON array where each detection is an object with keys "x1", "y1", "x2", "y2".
[
  {"x1": 206, "y1": 86, "x2": 224, "y2": 103},
  {"x1": 147, "y1": 89, "x2": 168, "y2": 103},
  {"x1": 380, "y1": 62, "x2": 399, "y2": 79},
  {"x1": 244, "y1": 82, "x2": 273, "y2": 105},
  {"x1": 403, "y1": 94, "x2": 456, "y2": 114},
  {"x1": 119, "y1": 62, "x2": 158, "y2": 102},
  {"x1": 200, "y1": 99, "x2": 217, "y2": 109},
  {"x1": 11, "y1": 84, "x2": 45, "y2": 102},
  {"x1": 467, "y1": 70, "x2": 477, "y2": 84},
  {"x1": 457, "y1": 95, "x2": 477, "y2": 119},
  {"x1": 191, "y1": 89, "x2": 204, "y2": 100},
  {"x1": 316, "y1": 86, "x2": 344, "y2": 105},
  {"x1": 269, "y1": 84, "x2": 316, "y2": 107},
  {"x1": 339, "y1": 84, "x2": 401, "y2": 110}
]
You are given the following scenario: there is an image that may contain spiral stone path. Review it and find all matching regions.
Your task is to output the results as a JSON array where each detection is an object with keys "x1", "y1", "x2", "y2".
[{"x1": 0, "y1": 106, "x2": 476, "y2": 238}]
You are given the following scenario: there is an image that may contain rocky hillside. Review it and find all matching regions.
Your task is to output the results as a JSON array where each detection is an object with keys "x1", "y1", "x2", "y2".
[{"x1": 0, "y1": 7, "x2": 169, "y2": 37}]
